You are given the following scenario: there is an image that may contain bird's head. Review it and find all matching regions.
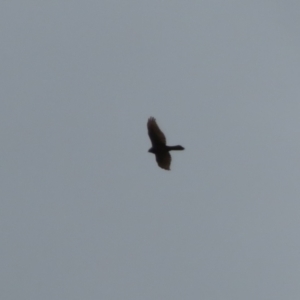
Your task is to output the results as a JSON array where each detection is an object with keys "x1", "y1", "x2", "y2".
[{"x1": 148, "y1": 147, "x2": 155, "y2": 154}]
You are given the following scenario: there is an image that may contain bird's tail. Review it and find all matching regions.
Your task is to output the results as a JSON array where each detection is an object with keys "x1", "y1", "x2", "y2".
[{"x1": 167, "y1": 145, "x2": 185, "y2": 151}]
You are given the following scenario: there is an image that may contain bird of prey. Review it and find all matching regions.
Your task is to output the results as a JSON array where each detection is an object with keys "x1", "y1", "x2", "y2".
[{"x1": 147, "y1": 117, "x2": 184, "y2": 170}]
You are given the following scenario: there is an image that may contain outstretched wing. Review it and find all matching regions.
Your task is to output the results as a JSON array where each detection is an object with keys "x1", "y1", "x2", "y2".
[
  {"x1": 155, "y1": 152, "x2": 171, "y2": 170},
  {"x1": 147, "y1": 117, "x2": 166, "y2": 146}
]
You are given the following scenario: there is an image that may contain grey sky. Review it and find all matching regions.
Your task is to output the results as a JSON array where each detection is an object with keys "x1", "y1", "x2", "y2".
[{"x1": 1, "y1": 1, "x2": 300, "y2": 299}]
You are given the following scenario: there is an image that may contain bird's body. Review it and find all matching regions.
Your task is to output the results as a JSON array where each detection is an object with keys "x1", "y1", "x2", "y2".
[{"x1": 147, "y1": 117, "x2": 184, "y2": 170}]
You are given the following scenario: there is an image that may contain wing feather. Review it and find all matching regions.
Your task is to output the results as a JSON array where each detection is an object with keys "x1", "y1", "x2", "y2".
[
  {"x1": 147, "y1": 117, "x2": 166, "y2": 146},
  {"x1": 155, "y1": 152, "x2": 171, "y2": 170}
]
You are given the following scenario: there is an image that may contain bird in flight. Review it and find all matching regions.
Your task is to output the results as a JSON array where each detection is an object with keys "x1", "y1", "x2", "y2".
[{"x1": 147, "y1": 117, "x2": 184, "y2": 170}]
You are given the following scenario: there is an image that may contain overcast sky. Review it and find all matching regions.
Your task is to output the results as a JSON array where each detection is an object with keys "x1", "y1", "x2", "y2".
[{"x1": 1, "y1": 1, "x2": 300, "y2": 299}]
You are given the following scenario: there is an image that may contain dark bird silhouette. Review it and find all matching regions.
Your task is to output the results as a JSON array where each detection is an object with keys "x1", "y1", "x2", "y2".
[{"x1": 147, "y1": 117, "x2": 184, "y2": 170}]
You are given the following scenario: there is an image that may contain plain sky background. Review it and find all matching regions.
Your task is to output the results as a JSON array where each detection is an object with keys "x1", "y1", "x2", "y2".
[{"x1": 1, "y1": 1, "x2": 300, "y2": 299}]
